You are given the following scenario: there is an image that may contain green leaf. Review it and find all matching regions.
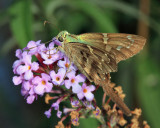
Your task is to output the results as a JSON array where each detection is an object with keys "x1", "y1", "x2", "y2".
[
  {"x1": 78, "y1": 118, "x2": 99, "y2": 128},
  {"x1": 45, "y1": 0, "x2": 117, "y2": 33},
  {"x1": 137, "y1": 55, "x2": 160, "y2": 128},
  {"x1": 9, "y1": 0, "x2": 33, "y2": 48},
  {"x1": 91, "y1": 0, "x2": 160, "y2": 35}
]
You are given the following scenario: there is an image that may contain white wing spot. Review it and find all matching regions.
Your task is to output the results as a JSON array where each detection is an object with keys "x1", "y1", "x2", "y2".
[
  {"x1": 116, "y1": 46, "x2": 122, "y2": 50},
  {"x1": 126, "y1": 46, "x2": 130, "y2": 48},
  {"x1": 103, "y1": 33, "x2": 108, "y2": 44},
  {"x1": 127, "y1": 35, "x2": 134, "y2": 43}
]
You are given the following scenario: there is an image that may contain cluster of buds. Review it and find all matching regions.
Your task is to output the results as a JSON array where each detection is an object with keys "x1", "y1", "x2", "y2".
[{"x1": 12, "y1": 38, "x2": 150, "y2": 128}]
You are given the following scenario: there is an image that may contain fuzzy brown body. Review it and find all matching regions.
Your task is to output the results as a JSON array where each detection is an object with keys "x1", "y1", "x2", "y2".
[{"x1": 57, "y1": 31, "x2": 146, "y2": 116}]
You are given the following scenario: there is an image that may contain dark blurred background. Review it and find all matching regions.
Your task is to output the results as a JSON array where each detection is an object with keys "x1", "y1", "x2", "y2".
[{"x1": 0, "y1": 0, "x2": 160, "y2": 127}]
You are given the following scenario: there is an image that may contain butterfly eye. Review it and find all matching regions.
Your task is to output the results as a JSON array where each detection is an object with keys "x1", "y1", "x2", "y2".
[{"x1": 58, "y1": 37, "x2": 64, "y2": 42}]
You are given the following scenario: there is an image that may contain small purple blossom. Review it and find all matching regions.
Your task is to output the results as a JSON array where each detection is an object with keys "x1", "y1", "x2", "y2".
[
  {"x1": 58, "y1": 56, "x2": 77, "y2": 71},
  {"x1": 77, "y1": 83, "x2": 95, "y2": 101},
  {"x1": 52, "y1": 101, "x2": 60, "y2": 110},
  {"x1": 25, "y1": 40, "x2": 46, "y2": 55},
  {"x1": 71, "y1": 100, "x2": 80, "y2": 107},
  {"x1": 27, "y1": 95, "x2": 36, "y2": 104},
  {"x1": 32, "y1": 73, "x2": 52, "y2": 95},
  {"x1": 41, "y1": 42, "x2": 64, "y2": 65},
  {"x1": 50, "y1": 68, "x2": 66, "y2": 85},
  {"x1": 16, "y1": 51, "x2": 39, "y2": 80},
  {"x1": 57, "y1": 110, "x2": 62, "y2": 118},
  {"x1": 64, "y1": 70, "x2": 86, "y2": 93},
  {"x1": 15, "y1": 49, "x2": 22, "y2": 59},
  {"x1": 44, "y1": 109, "x2": 52, "y2": 118},
  {"x1": 12, "y1": 75, "x2": 23, "y2": 85},
  {"x1": 50, "y1": 100, "x2": 62, "y2": 118},
  {"x1": 21, "y1": 80, "x2": 37, "y2": 104}
]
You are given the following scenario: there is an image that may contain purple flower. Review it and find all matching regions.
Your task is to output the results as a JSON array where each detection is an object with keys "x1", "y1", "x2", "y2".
[
  {"x1": 57, "y1": 110, "x2": 62, "y2": 118},
  {"x1": 71, "y1": 100, "x2": 80, "y2": 107},
  {"x1": 27, "y1": 95, "x2": 35, "y2": 104},
  {"x1": 13, "y1": 60, "x2": 22, "y2": 74},
  {"x1": 25, "y1": 40, "x2": 46, "y2": 55},
  {"x1": 50, "y1": 68, "x2": 66, "y2": 85},
  {"x1": 64, "y1": 71, "x2": 86, "y2": 93},
  {"x1": 58, "y1": 56, "x2": 77, "y2": 71},
  {"x1": 21, "y1": 80, "x2": 37, "y2": 104},
  {"x1": 44, "y1": 109, "x2": 52, "y2": 118},
  {"x1": 41, "y1": 42, "x2": 63, "y2": 65},
  {"x1": 52, "y1": 102, "x2": 60, "y2": 110},
  {"x1": 51, "y1": 100, "x2": 62, "y2": 118},
  {"x1": 16, "y1": 51, "x2": 39, "y2": 80},
  {"x1": 32, "y1": 73, "x2": 53, "y2": 95},
  {"x1": 77, "y1": 83, "x2": 95, "y2": 101},
  {"x1": 12, "y1": 75, "x2": 23, "y2": 85},
  {"x1": 15, "y1": 49, "x2": 22, "y2": 59}
]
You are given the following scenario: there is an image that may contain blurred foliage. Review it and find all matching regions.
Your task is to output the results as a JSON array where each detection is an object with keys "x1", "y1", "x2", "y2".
[{"x1": 0, "y1": 0, "x2": 160, "y2": 127}]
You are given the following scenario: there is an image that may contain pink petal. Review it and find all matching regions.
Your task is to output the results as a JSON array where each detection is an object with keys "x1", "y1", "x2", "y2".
[
  {"x1": 16, "y1": 65, "x2": 28, "y2": 75},
  {"x1": 76, "y1": 74, "x2": 86, "y2": 82},
  {"x1": 21, "y1": 88, "x2": 28, "y2": 96},
  {"x1": 32, "y1": 76, "x2": 41, "y2": 84},
  {"x1": 66, "y1": 70, "x2": 76, "y2": 79},
  {"x1": 64, "y1": 80, "x2": 72, "y2": 89},
  {"x1": 12, "y1": 76, "x2": 22, "y2": 85},
  {"x1": 27, "y1": 95, "x2": 35, "y2": 104},
  {"x1": 31, "y1": 62, "x2": 39, "y2": 71},
  {"x1": 41, "y1": 52, "x2": 48, "y2": 60},
  {"x1": 72, "y1": 84, "x2": 82, "y2": 93},
  {"x1": 43, "y1": 59, "x2": 53, "y2": 65},
  {"x1": 57, "y1": 60, "x2": 65, "y2": 68},
  {"x1": 27, "y1": 41, "x2": 37, "y2": 48},
  {"x1": 44, "y1": 109, "x2": 51, "y2": 118},
  {"x1": 58, "y1": 68, "x2": 66, "y2": 76},
  {"x1": 57, "y1": 110, "x2": 62, "y2": 118},
  {"x1": 82, "y1": 83, "x2": 87, "y2": 89},
  {"x1": 22, "y1": 52, "x2": 31, "y2": 64},
  {"x1": 24, "y1": 70, "x2": 33, "y2": 80},
  {"x1": 15, "y1": 49, "x2": 22, "y2": 59},
  {"x1": 34, "y1": 85, "x2": 45, "y2": 95},
  {"x1": 45, "y1": 83, "x2": 53, "y2": 92},
  {"x1": 50, "y1": 70, "x2": 56, "y2": 79},
  {"x1": 77, "y1": 91, "x2": 84, "y2": 100},
  {"x1": 84, "y1": 92, "x2": 94, "y2": 101},
  {"x1": 87, "y1": 85, "x2": 95, "y2": 92},
  {"x1": 41, "y1": 73, "x2": 51, "y2": 81},
  {"x1": 22, "y1": 81, "x2": 31, "y2": 90},
  {"x1": 49, "y1": 42, "x2": 55, "y2": 49}
]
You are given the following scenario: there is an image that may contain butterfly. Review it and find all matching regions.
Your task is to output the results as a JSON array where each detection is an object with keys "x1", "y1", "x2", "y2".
[{"x1": 56, "y1": 31, "x2": 146, "y2": 116}]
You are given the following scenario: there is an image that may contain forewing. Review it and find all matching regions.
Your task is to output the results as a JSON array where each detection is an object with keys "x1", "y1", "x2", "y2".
[
  {"x1": 63, "y1": 42, "x2": 117, "y2": 82},
  {"x1": 79, "y1": 33, "x2": 146, "y2": 63}
]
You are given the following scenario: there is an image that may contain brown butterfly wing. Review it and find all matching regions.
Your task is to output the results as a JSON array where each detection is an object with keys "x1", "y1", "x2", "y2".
[
  {"x1": 63, "y1": 42, "x2": 117, "y2": 82},
  {"x1": 79, "y1": 33, "x2": 146, "y2": 63}
]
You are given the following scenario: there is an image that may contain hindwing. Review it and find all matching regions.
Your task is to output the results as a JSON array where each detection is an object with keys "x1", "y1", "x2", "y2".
[{"x1": 63, "y1": 42, "x2": 117, "y2": 82}]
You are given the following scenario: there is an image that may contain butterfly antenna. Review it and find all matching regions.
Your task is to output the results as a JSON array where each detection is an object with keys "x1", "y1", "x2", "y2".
[{"x1": 43, "y1": 20, "x2": 61, "y2": 32}]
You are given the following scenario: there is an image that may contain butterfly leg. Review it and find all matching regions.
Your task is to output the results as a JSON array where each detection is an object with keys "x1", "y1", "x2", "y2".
[{"x1": 60, "y1": 62, "x2": 72, "y2": 85}]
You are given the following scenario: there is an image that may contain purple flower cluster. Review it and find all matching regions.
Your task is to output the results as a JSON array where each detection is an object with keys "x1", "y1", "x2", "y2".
[{"x1": 12, "y1": 39, "x2": 96, "y2": 118}]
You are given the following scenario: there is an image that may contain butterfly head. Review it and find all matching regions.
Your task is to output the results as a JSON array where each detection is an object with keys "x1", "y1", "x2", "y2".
[{"x1": 56, "y1": 31, "x2": 69, "y2": 43}]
